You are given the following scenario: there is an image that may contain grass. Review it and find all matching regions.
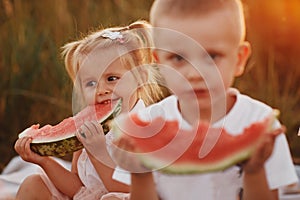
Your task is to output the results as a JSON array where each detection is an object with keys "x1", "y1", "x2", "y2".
[
  {"x1": 1, "y1": 0, "x2": 300, "y2": 173},
  {"x1": 0, "y1": 0, "x2": 153, "y2": 172},
  {"x1": 236, "y1": 24, "x2": 300, "y2": 160}
]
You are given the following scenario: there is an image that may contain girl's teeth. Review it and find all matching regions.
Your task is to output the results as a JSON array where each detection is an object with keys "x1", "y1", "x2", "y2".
[{"x1": 103, "y1": 100, "x2": 111, "y2": 104}]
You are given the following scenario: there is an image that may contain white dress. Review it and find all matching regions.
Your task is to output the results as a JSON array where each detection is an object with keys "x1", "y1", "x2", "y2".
[
  {"x1": 73, "y1": 149, "x2": 108, "y2": 200},
  {"x1": 74, "y1": 133, "x2": 130, "y2": 200},
  {"x1": 40, "y1": 131, "x2": 126, "y2": 200}
]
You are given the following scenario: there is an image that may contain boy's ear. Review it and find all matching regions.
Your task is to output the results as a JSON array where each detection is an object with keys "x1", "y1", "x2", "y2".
[
  {"x1": 153, "y1": 50, "x2": 160, "y2": 63},
  {"x1": 235, "y1": 41, "x2": 251, "y2": 76}
]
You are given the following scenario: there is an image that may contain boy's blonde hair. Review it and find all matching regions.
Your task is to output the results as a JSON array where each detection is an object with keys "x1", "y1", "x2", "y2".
[
  {"x1": 150, "y1": 0, "x2": 246, "y2": 42},
  {"x1": 62, "y1": 20, "x2": 169, "y2": 108}
]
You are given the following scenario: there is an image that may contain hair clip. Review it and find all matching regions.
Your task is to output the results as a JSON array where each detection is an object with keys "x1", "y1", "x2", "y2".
[{"x1": 101, "y1": 30, "x2": 124, "y2": 43}]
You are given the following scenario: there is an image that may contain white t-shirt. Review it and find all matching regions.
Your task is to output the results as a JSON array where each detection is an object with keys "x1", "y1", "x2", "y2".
[{"x1": 113, "y1": 90, "x2": 298, "y2": 200}]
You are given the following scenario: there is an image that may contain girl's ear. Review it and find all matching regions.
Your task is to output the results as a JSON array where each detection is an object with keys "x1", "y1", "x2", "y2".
[
  {"x1": 140, "y1": 66, "x2": 149, "y2": 83},
  {"x1": 235, "y1": 41, "x2": 251, "y2": 76}
]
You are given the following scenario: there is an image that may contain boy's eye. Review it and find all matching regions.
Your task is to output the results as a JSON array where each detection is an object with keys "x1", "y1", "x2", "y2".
[
  {"x1": 209, "y1": 54, "x2": 217, "y2": 60},
  {"x1": 170, "y1": 54, "x2": 185, "y2": 62},
  {"x1": 208, "y1": 52, "x2": 220, "y2": 61},
  {"x1": 107, "y1": 75, "x2": 119, "y2": 82}
]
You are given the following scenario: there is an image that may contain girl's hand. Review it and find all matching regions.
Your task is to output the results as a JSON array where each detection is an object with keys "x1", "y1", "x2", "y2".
[
  {"x1": 110, "y1": 137, "x2": 150, "y2": 173},
  {"x1": 243, "y1": 126, "x2": 285, "y2": 174},
  {"x1": 14, "y1": 136, "x2": 47, "y2": 164},
  {"x1": 75, "y1": 121, "x2": 108, "y2": 161}
]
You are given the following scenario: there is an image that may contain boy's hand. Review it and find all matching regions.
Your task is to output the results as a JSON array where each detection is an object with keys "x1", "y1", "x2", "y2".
[
  {"x1": 111, "y1": 137, "x2": 150, "y2": 173},
  {"x1": 14, "y1": 136, "x2": 47, "y2": 164},
  {"x1": 243, "y1": 126, "x2": 285, "y2": 174}
]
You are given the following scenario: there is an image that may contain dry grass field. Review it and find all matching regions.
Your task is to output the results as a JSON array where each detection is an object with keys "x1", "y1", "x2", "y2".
[{"x1": 0, "y1": 0, "x2": 300, "y2": 172}]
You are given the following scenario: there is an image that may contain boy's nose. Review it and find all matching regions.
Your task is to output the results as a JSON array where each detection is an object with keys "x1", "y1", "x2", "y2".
[{"x1": 184, "y1": 65, "x2": 203, "y2": 82}]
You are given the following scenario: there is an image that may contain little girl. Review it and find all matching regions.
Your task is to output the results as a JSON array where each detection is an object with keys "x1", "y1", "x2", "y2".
[{"x1": 14, "y1": 20, "x2": 170, "y2": 200}]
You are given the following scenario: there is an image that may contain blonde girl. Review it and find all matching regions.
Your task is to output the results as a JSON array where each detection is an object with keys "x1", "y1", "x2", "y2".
[{"x1": 14, "y1": 20, "x2": 170, "y2": 200}]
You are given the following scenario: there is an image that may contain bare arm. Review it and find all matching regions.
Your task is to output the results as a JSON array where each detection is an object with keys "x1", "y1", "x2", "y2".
[
  {"x1": 108, "y1": 128, "x2": 160, "y2": 199},
  {"x1": 242, "y1": 127, "x2": 283, "y2": 200},
  {"x1": 15, "y1": 137, "x2": 83, "y2": 197},
  {"x1": 88, "y1": 152, "x2": 130, "y2": 192},
  {"x1": 39, "y1": 153, "x2": 83, "y2": 197},
  {"x1": 243, "y1": 169, "x2": 278, "y2": 200},
  {"x1": 130, "y1": 173, "x2": 159, "y2": 200},
  {"x1": 77, "y1": 121, "x2": 130, "y2": 192}
]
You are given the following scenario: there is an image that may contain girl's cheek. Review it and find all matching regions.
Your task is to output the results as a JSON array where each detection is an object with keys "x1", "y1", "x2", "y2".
[{"x1": 83, "y1": 91, "x2": 96, "y2": 105}]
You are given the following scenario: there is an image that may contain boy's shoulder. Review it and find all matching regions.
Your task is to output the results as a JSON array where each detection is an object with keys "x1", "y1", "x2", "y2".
[
  {"x1": 216, "y1": 88, "x2": 276, "y2": 133},
  {"x1": 226, "y1": 88, "x2": 273, "y2": 123},
  {"x1": 230, "y1": 88, "x2": 272, "y2": 113}
]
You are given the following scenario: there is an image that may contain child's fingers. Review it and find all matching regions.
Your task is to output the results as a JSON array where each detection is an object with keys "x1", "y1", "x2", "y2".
[
  {"x1": 15, "y1": 137, "x2": 30, "y2": 153},
  {"x1": 242, "y1": 126, "x2": 283, "y2": 174},
  {"x1": 15, "y1": 137, "x2": 43, "y2": 162},
  {"x1": 111, "y1": 138, "x2": 134, "y2": 162},
  {"x1": 17, "y1": 137, "x2": 26, "y2": 148},
  {"x1": 89, "y1": 121, "x2": 102, "y2": 133},
  {"x1": 111, "y1": 139, "x2": 149, "y2": 173},
  {"x1": 261, "y1": 125, "x2": 285, "y2": 148},
  {"x1": 114, "y1": 137, "x2": 135, "y2": 152},
  {"x1": 77, "y1": 121, "x2": 103, "y2": 141},
  {"x1": 254, "y1": 126, "x2": 281, "y2": 161},
  {"x1": 75, "y1": 128, "x2": 86, "y2": 141},
  {"x1": 270, "y1": 125, "x2": 285, "y2": 137},
  {"x1": 81, "y1": 123, "x2": 93, "y2": 137},
  {"x1": 24, "y1": 137, "x2": 33, "y2": 153},
  {"x1": 75, "y1": 123, "x2": 92, "y2": 141},
  {"x1": 82, "y1": 121, "x2": 96, "y2": 135}
]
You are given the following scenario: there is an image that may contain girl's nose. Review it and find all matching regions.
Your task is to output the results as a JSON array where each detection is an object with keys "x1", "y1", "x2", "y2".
[
  {"x1": 96, "y1": 89, "x2": 111, "y2": 96},
  {"x1": 96, "y1": 81, "x2": 112, "y2": 96}
]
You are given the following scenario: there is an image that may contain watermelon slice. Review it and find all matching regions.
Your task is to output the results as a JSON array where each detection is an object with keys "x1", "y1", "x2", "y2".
[
  {"x1": 112, "y1": 96, "x2": 277, "y2": 174},
  {"x1": 19, "y1": 99, "x2": 122, "y2": 157}
]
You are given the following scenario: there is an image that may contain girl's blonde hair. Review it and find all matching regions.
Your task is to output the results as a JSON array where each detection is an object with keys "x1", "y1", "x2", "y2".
[{"x1": 61, "y1": 20, "x2": 170, "y2": 108}]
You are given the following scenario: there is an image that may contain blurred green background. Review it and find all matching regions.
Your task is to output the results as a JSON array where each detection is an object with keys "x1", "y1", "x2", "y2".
[{"x1": 0, "y1": 0, "x2": 300, "y2": 172}]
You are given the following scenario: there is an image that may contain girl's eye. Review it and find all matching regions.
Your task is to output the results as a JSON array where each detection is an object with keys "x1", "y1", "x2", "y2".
[
  {"x1": 85, "y1": 80, "x2": 97, "y2": 87},
  {"x1": 107, "y1": 76, "x2": 119, "y2": 82}
]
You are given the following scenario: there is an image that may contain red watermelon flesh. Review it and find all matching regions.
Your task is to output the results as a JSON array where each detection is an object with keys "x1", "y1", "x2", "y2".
[
  {"x1": 19, "y1": 99, "x2": 122, "y2": 157},
  {"x1": 113, "y1": 96, "x2": 277, "y2": 174}
]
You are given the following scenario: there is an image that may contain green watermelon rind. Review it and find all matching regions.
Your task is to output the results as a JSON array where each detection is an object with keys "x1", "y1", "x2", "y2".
[
  {"x1": 30, "y1": 136, "x2": 84, "y2": 157},
  {"x1": 139, "y1": 146, "x2": 254, "y2": 174},
  {"x1": 30, "y1": 99, "x2": 122, "y2": 157},
  {"x1": 138, "y1": 116, "x2": 276, "y2": 174},
  {"x1": 116, "y1": 109, "x2": 277, "y2": 174}
]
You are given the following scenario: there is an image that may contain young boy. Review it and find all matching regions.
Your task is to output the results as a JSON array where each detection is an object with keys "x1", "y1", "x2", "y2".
[{"x1": 112, "y1": 0, "x2": 298, "y2": 199}]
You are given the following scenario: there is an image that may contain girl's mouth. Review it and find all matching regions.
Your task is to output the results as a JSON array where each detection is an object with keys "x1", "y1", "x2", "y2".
[
  {"x1": 99, "y1": 98, "x2": 121, "y2": 105},
  {"x1": 99, "y1": 99, "x2": 111, "y2": 104}
]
